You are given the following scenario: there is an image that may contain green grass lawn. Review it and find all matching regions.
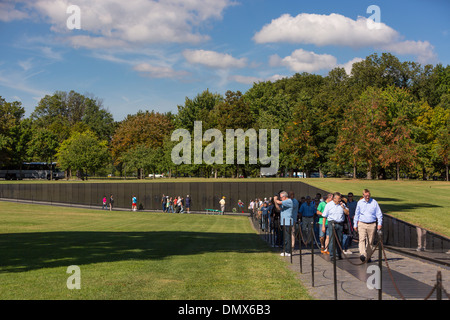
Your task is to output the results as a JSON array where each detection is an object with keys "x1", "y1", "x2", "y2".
[
  {"x1": 302, "y1": 178, "x2": 450, "y2": 238},
  {"x1": 0, "y1": 201, "x2": 311, "y2": 300}
]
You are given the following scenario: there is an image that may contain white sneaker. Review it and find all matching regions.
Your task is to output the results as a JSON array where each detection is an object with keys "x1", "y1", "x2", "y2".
[{"x1": 344, "y1": 250, "x2": 352, "y2": 255}]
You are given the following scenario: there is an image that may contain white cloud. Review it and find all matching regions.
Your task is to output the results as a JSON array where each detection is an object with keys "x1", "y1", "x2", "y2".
[
  {"x1": 183, "y1": 49, "x2": 247, "y2": 69},
  {"x1": 68, "y1": 35, "x2": 130, "y2": 50},
  {"x1": 270, "y1": 49, "x2": 337, "y2": 73},
  {"x1": 228, "y1": 75, "x2": 262, "y2": 84},
  {"x1": 39, "y1": 46, "x2": 63, "y2": 61},
  {"x1": 18, "y1": 58, "x2": 34, "y2": 71},
  {"x1": 8, "y1": 0, "x2": 234, "y2": 48},
  {"x1": 254, "y1": 13, "x2": 437, "y2": 64},
  {"x1": 228, "y1": 74, "x2": 286, "y2": 84},
  {"x1": 337, "y1": 57, "x2": 364, "y2": 75},
  {"x1": 0, "y1": 2, "x2": 29, "y2": 22},
  {"x1": 267, "y1": 48, "x2": 366, "y2": 76},
  {"x1": 254, "y1": 13, "x2": 398, "y2": 48},
  {"x1": 0, "y1": 72, "x2": 49, "y2": 97},
  {"x1": 133, "y1": 63, "x2": 188, "y2": 79},
  {"x1": 380, "y1": 40, "x2": 438, "y2": 64}
]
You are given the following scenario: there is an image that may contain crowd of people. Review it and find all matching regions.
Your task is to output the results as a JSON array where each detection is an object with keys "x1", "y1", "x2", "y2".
[
  {"x1": 248, "y1": 189, "x2": 383, "y2": 263},
  {"x1": 161, "y1": 194, "x2": 191, "y2": 213}
]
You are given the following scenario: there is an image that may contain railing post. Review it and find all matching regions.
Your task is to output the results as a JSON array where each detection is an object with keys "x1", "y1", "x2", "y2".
[
  {"x1": 437, "y1": 271, "x2": 442, "y2": 300},
  {"x1": 311, "y1": 221, "x2": 314, "y2": 287},
  {"x1": 299, "y1": 222, "x2": 302, "y2": 274},
  {"x1": 331, "y1": 221, "x2": 337, "y2": 300},
  {"x1": 290, "y1": 219, "x2": 293, "y2": 263},
  {"x1": 283, "y1": 218, "x2": 285, "y2": 255},
  {"x1": 378, "y1": 230, "x2": 383, "y2": 300}
]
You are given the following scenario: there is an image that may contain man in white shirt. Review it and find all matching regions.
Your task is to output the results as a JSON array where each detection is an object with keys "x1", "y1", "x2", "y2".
[{"x1": 322, "y1": 192, "x2": 349, "y2": 260}]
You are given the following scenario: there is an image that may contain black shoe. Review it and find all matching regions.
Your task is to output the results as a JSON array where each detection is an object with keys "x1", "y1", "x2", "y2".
[
  {"x1": 367, "y1": 258, "x2": 372, "y2": 263},
  {"x1": 360, "y1": 255, "x2": 366, "y2": 262}
]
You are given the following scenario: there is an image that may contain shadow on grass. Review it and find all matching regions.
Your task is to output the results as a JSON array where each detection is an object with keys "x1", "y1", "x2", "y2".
[
  {"x1": 380, "y1": 202, "x2": 442, "y2": 213},
  {"x1": 0, "y1": 231, "x2": 270, "y2": 273}
]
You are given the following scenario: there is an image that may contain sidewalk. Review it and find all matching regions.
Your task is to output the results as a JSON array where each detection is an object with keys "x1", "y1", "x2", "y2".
[{"x1": 281, "y1": 246, "x2": 450, "y2": 300}]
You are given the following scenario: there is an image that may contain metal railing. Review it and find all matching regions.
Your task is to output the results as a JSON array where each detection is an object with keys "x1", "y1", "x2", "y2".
[{"x1": 251, "y1": 214, "x2": 449, "y2": 300}]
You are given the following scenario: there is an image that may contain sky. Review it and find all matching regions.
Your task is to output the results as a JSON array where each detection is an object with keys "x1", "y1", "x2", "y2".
[{"x1": 0, "y1": 0, "x2": 449, "y2": 122}]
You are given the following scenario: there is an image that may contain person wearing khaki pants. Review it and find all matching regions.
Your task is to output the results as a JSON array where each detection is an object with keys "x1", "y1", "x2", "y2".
[
  {"x1": 353, "y1": 189, "x2": 383, "y2": 262},
  {"x1": 357, "y1": 221, "x2": 377, "y2": 261}
]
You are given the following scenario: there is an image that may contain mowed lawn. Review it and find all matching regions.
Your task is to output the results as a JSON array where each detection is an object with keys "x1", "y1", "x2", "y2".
[
  {"x1": 0, "y1": 202, "x2": 311, "y2": 300},
  {"x1": 302, "y1": 178, "x2": 450, "y2": 238}
]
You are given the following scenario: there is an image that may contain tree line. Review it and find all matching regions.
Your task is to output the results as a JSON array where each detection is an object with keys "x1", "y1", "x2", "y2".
[{"x1": 0, "y1": 53, "x2": 449, "y2": 180}]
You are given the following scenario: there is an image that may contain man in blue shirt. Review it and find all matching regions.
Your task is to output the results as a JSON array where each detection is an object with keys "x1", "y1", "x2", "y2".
[
  {"x1": 322, "y1": 192, "x2": 349, "y2": 260},
  {"x1": 274, "y1": 191, "x2": 293, "y2": 256},
  {"x1": 299, "y1": 195, "x2": 316, "y2": 246},
  {"x1": 354, "y1": 189, "x2": 383, "y2": 262}
]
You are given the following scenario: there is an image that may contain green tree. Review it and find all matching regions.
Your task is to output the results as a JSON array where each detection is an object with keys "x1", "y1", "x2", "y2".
[
  {"x1": 111, "y1": 110, "x2": 174, "y2": 176},
  {"x1": 175, "y1": 89, "x2": 223, "y2": 131},
  {"x1": 31, "y1": 91, "x2": 114, "y2": 142},
  {"x1": 211, "y1": 90, "x2": 255, "y2": 178},
  {"x1": 28, "y1": 128, "x2": 59, "y2": 180},
  {"x1": 57, "y1": 130, "x2": 109, "y2": 180},
  {"x1": 336, "y1": 86, "x2": 419, "y2": 180},
  {"x1": 120, "y1": 144, "x2": 161, "y2": 179},
  {"x1": 0, "y1": 97, "x2": 27, "y2": 164},
  {"x1": 282, "y1": 103, "x2": 319, "y2": 176},
  {"x1": 350, "y1": 53, "x2": 419, "y2": 92}
]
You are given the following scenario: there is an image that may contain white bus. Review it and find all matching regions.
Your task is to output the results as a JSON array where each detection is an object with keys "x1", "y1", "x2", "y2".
[{"x1": 0, "y1": 162, "x2": 65, "y2": 180}]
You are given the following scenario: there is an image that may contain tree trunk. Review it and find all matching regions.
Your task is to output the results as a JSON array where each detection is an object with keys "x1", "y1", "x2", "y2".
[
  {"x1": 367, "y1": 162, "x2": 372, "y2": 180},
  {"x1": 353, "y1": 159, "x2": 357, "y2": 179},
  {"x1": 396, "y1": 162, "x2": 400, "y2": 181}
]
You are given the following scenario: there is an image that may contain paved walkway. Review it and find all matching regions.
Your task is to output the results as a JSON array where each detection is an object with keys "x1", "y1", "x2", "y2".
[
  {"x1": 280, "y1": 245, "x2": 450, "y2": 300},
  {"x1": 253, "y1": 217, "x2": 449, "y2": 300}
]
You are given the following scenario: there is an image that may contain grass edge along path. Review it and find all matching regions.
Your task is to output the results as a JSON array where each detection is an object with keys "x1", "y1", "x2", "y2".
[{"x1": 0, "y1": 201, "x2": 313, "y2": 300}]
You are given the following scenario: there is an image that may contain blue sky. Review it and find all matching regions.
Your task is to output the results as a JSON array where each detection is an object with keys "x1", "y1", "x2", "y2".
[{"x1": 1, "y1": 0, "x2": 449, "y2": 121}]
